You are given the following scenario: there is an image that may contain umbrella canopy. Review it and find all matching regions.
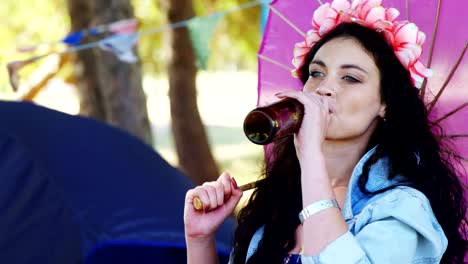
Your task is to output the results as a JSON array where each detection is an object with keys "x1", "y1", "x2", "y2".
[
  {"x1": 257, "y1": 0, "x2": 467, "y2": 182},
  {"x1": 0, "y1": 100, "x2": 234, "y2": 263}
]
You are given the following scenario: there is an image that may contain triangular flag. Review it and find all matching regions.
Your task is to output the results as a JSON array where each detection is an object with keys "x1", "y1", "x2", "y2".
[
  {"x1": 187, "y1": 14, "x2": 222, "y2": 70},
  {"x1": 99, "y1": 34, "x2": 139, "y2": 63},
  {"x1": 7, "y1": 55, "x2": 47, "y2": 91},
  {"x1": 62, "y1": 31, "x2": 86, "y2": 46},
  {"x1": 63, "y1": 25, "x2": 111, "y2": 46},
  {"x1": 109, "y1": 19, "x2": 139, "y2": 35}
]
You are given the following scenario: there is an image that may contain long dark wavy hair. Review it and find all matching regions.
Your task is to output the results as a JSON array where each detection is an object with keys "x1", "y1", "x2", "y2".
[{"x1": 231, "y1": 23, "x2": 467, "y2": 263}]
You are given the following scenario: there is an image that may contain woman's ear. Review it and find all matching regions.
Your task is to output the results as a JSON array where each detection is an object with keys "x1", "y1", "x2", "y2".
[{"x1": 378, "y1": 104, "x2": 386, "y2": 119}]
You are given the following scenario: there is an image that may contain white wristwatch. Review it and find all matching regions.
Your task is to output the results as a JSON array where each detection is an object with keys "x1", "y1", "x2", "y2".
[{"x1": 298, "y1": 199, "x2": 340, "y2": 224}]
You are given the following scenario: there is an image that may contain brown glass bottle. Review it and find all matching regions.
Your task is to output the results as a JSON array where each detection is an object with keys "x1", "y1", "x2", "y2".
[{"x1": 243, "y1": 98, "x2": 304, "y2": 145}]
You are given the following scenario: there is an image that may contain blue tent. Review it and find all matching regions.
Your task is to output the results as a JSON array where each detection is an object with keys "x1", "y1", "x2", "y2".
[{"x1": 0, "y1": 101, "x2": 234, "y2": 263}]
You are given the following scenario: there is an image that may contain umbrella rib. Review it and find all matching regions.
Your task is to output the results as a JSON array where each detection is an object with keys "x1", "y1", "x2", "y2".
[
  {"x1": 405, "y1": 0, "x2": 409, "y2": 21},
  {"x1": 317, "y1": 0, "x2": 324, "y2": 5},
  {"x1": 440, "y1": 134, "x2": 468, "y2": 139},
  {"x1": 268, "y1": 5, "x2": 306, "y2": 37},
  {"x1": 428, "y1": 42, "x2": 468, "y2": 114},
  {"x1": 434, "y1": 101, "x2": 468, "y2": 124},
  {"x1": 420, "y1": 0, "x2": 442, "y2": 97},
  {"x1": 257, "y1": 54, "x2": 294, "y2": 72}
]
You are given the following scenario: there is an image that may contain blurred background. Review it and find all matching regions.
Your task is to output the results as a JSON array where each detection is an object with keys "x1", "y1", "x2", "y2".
[{"x1": 0, "y1": 0, "x2": 271, "y2": 202}]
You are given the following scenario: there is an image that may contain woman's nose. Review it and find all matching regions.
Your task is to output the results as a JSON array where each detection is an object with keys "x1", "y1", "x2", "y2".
[
  {"x1": 303, "y1": 75, "x2": 335, "y2": 96},
  {"x1": 315, "y1": 84, "x2": 334, "y2": 97}
]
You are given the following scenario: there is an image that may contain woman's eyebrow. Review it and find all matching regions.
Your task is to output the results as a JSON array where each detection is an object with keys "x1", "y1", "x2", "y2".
[
  {"x1": 310, "y1": 60, "x2": 368, "y2": 74},
  {"x1": 341, "y1": 64, "x2": 368, "y2": 74},
  {"x1": 309, "y1": 60, "x2": 326, "y2": 68}
]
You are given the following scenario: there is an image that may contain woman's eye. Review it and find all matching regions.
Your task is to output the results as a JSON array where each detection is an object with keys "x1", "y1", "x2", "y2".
[
  {"x1": 309, "y1": 71, "x2": 324, "y2": 78},
  {"x1": 343, "y1": 75, "x2": 360, "y2": 83}
]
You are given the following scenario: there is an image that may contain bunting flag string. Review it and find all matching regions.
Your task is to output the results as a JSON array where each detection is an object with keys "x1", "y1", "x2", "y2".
[
  {"x1": 14, "y1": 0, "x2": 266, "y2": 59},
  {"x1": 17, "y1": 18, "x2": 139, "y2": 52},
  {"x1": 7, "y1": 0, "x2": 268, "y2": 93}
]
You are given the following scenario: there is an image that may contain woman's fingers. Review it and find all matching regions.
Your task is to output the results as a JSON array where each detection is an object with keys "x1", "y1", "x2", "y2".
[
  {"x1": 191, "y1": 172, "x2": 238, "y2": 211},
  {"x1": 214, "y1": 181, "x2": 225, "y2": 207},
  {"x1": 322, "y1": 97, "x2": 330, "y2": 121},
  {"x1": 277, "y1": 91, "x2": 326, "y2": 112},
  {"x1": 276, "y1": 90, "x2": 330, "y2": 158},
  {"x1": 224, "y1": 177, "x2": 243, "y2": 211},
  {"x1": 189, "y1": 186, "x2": 210, "y2": 210},
  {"x1": 219, "y1": 172, "x2": 232, "y2": 201},
  {"x1": 202, "y1": 182, "x2": 218, "y2": 210}
]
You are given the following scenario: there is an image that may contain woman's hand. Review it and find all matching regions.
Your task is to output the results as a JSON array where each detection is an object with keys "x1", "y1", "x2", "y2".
[
  {"x1": 276, "y1": 91, "x2": 330, "y2": 163},
  {"x1": 184, "y1": 172, "x2": 243, "y2": 242}
]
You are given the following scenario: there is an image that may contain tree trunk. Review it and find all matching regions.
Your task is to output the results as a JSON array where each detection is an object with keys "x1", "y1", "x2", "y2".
[
  {"x1": 66, "y1": 0, "x2": 153, "y2": 145},
  {"x1": 162, "y1": 0, "x2": 219, "y2": 185}
]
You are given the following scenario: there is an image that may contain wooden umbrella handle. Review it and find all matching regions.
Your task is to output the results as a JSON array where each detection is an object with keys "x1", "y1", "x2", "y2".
[{"x1": 192, "y1": 179, "x2": 263, "y2": 211}]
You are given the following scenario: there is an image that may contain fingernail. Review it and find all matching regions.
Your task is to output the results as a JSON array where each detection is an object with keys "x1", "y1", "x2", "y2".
[{"x1": 231, "y1": 177, "x2": 239, "y2": 190}]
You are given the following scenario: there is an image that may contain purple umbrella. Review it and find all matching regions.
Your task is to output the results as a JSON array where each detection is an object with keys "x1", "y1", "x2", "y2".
[{"x1": 257, "y1": 0, "x2": 467, "y2": 182}]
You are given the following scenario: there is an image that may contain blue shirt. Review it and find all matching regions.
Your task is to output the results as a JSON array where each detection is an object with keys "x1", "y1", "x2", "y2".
[{"x1": 233, "y1": 146, "x2": 447, "y2": 263}]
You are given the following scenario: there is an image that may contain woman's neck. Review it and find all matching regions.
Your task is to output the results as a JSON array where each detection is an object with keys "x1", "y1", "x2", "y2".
[{"x1": 322, "y1": 139, "x2": 369, "y2": 188}]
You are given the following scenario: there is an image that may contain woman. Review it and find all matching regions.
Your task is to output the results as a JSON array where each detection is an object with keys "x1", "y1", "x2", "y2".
[{"x1": 184, "y1": 4, "x2": 467, "y2": 264}]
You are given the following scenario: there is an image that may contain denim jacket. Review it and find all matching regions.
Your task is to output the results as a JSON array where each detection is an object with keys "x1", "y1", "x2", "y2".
[{"x1": 237, "y1": 146, "x2": 447, "y2": 263}]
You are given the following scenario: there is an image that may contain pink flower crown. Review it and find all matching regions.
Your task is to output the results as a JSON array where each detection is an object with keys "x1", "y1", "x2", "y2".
[{"x1": 292, "y1": 0, "x2": 432, "y2": 88}]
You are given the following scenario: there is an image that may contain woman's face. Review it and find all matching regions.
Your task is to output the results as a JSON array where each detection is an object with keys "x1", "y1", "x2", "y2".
[{"x1": 303, "y1": 37, "x2": 386, "y2": 141}]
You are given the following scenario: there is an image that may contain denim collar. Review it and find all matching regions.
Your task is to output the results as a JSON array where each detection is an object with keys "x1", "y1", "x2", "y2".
[{"x1": 341, "y1": 145, "x2": 404, "y2": 221}]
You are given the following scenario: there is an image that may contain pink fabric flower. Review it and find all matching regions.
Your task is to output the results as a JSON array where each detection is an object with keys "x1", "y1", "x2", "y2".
[
  {"x1": 292, "y1": 0, "x2": 350, "y2": 70},
  {"x1": 292, "y1": 0, "x2": 432, "y2": 88}
]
